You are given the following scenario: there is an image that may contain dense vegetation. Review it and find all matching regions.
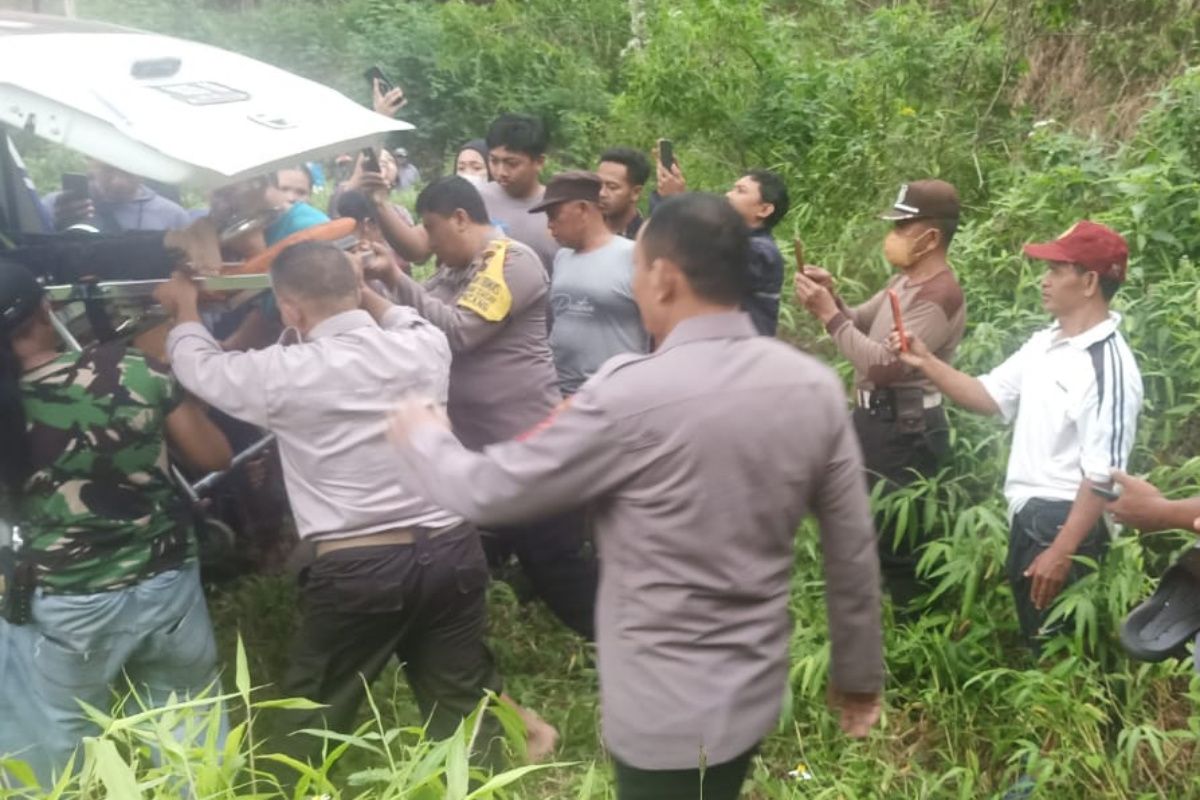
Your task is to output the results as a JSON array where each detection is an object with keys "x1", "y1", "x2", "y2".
[{"x1": 7, "y1": 0, "x2": 1200, "y2": 797}]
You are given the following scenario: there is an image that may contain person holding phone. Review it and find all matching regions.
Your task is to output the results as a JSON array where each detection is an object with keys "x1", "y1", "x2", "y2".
[
  {"x1": 889, "y1": 220, "x2": 1142, "y2": 650},
  {"x1": 653, "y1": 146, "x2": 791, "y2": 335},
  {"x1": 43, "y1": 161, "x2": 191, "y2": 234},
  {"x1": 794, "y1": 180, "x2": 966, "y2": 617}
]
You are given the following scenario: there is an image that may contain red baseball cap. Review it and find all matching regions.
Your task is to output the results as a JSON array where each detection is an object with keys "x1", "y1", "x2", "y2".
[{"x1": 1023, "y1": 221, "x2": 1128, "y2": 283}]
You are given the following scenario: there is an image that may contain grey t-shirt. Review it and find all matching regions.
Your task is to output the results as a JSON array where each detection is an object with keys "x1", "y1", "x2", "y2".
[
  {"x1": 549, "y1": 236, "x2": 649, "y2": 395},
  {"x1": 478, "y1": 181, "x2": 560, "y2": 273}
]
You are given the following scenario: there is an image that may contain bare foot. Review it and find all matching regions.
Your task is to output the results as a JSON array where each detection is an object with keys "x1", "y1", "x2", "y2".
[
  {"x1": 522, "y1": 709, "x2": 559, "y2": 763},
  {"x1": 499, "y1": 693, "x2": 559, "y2": 762}
]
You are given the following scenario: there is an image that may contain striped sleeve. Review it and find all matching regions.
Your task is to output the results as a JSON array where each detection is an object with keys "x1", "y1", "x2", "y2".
[{"x1": 1079, "y1": 335, "x2": 1143, "y2": 483}]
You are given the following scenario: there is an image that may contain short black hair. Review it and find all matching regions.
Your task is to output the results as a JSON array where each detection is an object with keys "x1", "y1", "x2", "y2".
[
  {"x1": 600, "y1": 147, "x2": 651, "y2": 187},
  {"x1": 486, "y1": 114, "x2": 548, "y2": 158},
  {"x1": 270, "y1": 241, "x2": 358, "y2": 306},
  {"x1": 416, "y1": 176, "x2": 490, "y2": 224},
  {"x1": 744, "y1": 169, "x2": 790, "y2": 230},
  {"x1": 641, "y1": 193, "x2": 750, "y2": 305},
  {"x1": 335, "y1": 189, "x2": 379, "y2": 225},
  {"x1": 1072, "y1": 265, "x2": 1122, "y2": 302}
]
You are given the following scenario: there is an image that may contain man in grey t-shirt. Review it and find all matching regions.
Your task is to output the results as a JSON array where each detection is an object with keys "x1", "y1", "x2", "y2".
[
  {"x1": 534, "y1": 171, "x2": 650, "y2": 395},
  {"x1": 479, "y1": 114, "x2": 560, "y2": 273}
]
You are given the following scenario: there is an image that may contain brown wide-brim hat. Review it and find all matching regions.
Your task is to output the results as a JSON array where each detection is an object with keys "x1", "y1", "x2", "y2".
[{"x1": 529, "y1": 170, "x2": 602, "y2": 214}]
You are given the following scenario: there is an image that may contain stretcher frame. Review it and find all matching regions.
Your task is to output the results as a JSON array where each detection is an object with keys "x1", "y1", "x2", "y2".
[{"x1": 48, "y1": 272, "x2": 277, "y2": 500}]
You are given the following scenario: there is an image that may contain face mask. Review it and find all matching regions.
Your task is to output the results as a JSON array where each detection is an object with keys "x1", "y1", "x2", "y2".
[
  {"x1": 884, "y1": 228, "x2": 935, "y2": 268},
  {"x1": 458, "y1": 173, "x2": 487, "y2": 189}
]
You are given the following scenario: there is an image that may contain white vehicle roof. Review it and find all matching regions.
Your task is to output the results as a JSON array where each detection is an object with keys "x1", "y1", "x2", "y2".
[{"x1": 0, "y1": 11, "x2": 412, "y2": 189}]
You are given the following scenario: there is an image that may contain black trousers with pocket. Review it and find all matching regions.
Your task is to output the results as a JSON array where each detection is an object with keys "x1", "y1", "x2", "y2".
[
  {"x1": 1006, "y1": 498, "x2": 1109, "y2": 651},
  {"x1": 853, "y1": 405, "x2": 951, "y2": 613},
  {"x1": 277, "y1": 523, "x2": 502, "y2": 763},
  {"x1": 484, "y1": 508, "x2": 598, "y2": 641}
]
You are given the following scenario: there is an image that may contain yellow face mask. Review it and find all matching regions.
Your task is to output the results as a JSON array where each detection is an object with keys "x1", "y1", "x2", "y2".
[{"x1": 883, "y1": 226, "x2": 936, "y2": 269}]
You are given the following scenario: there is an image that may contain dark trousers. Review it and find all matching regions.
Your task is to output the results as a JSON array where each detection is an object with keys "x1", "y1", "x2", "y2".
[
  {"x1": 485, "y1": 508, "x2": 598, "y2": 640},
  {"x1": 1006, "y1": 498, "x2": 1109, "y2": 651},
  {"x1": 853, "y1": 405, "x2": 950, "y2": 612},
  {"x1": 612, "y1": 747, "x2": 756, "y2": 800},
  {"x1": 277, "y1": 524, "x2": 502, "y2": 763}
]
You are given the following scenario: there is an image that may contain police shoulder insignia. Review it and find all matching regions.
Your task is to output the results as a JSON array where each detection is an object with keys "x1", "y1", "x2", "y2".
[{"x1": 457, "y1": 239, "x2": 513, "y2": 322}]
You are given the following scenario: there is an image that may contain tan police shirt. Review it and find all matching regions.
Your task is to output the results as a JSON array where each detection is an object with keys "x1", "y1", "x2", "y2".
[
  {"x1": 391, "y1": 311, "x2": 884, "y2": 770},
  {"x1": 167, "y1": 307, "x2": 462, "y2": 541},
  {"x1": 391, "y1": 234, "x2": 563, "y2": 451},
  {"x1": 826, "y1": 268, "x2": 965, "y2": 394}
]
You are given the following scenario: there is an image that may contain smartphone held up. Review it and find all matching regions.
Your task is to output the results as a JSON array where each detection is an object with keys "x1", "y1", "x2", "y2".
[
  {"x1": 364, "y1": 66, "x2": 394, "y2": 96},
  {"x1": 657, "y1": 138, "x2": 675, "y2": 171},
  {"x1": 888, "y1": 289, "x2": 909, "y2": 353}
]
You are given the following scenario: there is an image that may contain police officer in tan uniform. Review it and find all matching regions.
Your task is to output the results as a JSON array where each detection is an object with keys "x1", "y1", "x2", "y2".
[
  {"x1": 386, "y1": 193, "x2": 884, "y2": 800},
  {"x1": 373, "y1": 176, "x2": 597, "y2": 639}
]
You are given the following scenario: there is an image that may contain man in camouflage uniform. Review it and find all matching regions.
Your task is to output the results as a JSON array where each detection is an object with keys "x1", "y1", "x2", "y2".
[{"x1": 0, "y1": 260, "x2": 231, "y2": 787}]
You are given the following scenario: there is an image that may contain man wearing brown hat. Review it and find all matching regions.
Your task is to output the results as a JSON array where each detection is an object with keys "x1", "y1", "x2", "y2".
[
  {"x1": 795, "y1": 179, "x2": 966, "y2": 616},
  {"x1": 892, "y1": 220, "x2": 1142, "y2": 650},
  {"x1": 533, "y1": 171, "x2": 649, "y2": 396}
]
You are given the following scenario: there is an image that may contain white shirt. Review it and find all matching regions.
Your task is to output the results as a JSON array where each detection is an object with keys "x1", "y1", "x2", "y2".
[
  {"x1": 979, "y1": 312, "x2": 1142, "y2": 517},
  {"x1": 167, "y1": 307, "x2": 462, "y2": 540}
]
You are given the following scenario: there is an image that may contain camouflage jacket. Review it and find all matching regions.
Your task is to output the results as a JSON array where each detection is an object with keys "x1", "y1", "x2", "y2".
[{"x1": 18, "y1": 342, "x2": 193, "y2": 594}]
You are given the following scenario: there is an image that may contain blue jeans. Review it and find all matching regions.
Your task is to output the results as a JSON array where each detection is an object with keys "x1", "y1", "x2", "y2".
[{"x1": 2, "y1": 563, "x2": 224, "y2": 787}]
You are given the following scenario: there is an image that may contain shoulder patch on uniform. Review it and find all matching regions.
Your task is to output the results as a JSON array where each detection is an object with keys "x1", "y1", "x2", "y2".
[{"x1": 458, "y1": 239, "x2": 513, "y2": 322}]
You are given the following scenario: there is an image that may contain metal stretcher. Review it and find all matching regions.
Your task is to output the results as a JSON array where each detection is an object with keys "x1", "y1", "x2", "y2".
[{"x1": 48, "y1": 272, "x2": 277, "y2": 505}]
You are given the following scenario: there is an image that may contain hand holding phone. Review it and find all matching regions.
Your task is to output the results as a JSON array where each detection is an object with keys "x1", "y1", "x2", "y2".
[
  {"x1": 1091, "y1": 485, "x2": 1121, "y2": 502},
  {"x1": 657, "y1": 138, "x2": 675, "y2": 171},
  {"x1": 361, "y1": 147, "x2": 382, "y2": 175},
  {"x1": 364, "y1": 66, "x2": 394, "y2": 96},
  {"x1": 55, "y1": 173, "x2": 95, "y2": 231},
  {"x1": 61, "y1": 172, "x2": 90, "y2": 199},
  {"x1": 888, "y1": 289, "x2": 908, "y2": 352}
]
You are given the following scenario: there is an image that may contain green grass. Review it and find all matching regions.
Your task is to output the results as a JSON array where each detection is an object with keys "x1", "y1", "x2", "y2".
[{"x1": 7, "y1": 524, "x2": 1199, "y2": 799}]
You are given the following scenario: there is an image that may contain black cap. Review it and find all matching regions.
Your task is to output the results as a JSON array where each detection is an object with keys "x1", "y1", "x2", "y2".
[
  {"x1": 529, "y1": 171, "x2": 602, "y2": 214},
  {"x1": 0, "y1": 260, "x2": 43, "y2": 334},
  {"x1": 879, "y1": 179, "x2": 960, "y2": 222}
]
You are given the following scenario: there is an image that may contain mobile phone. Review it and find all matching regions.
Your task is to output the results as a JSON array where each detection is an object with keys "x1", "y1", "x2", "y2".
[
  {"x1": 364, "y1": 66, "x2": 394, "y2": 96},
  {"x1": 1091, "y1": 485, "x2": 1121, "y2": 502},
  {"x1": 361, "y1": 147, "x2": 381, "y2": 174},
  {"x1": 61, "y1": 172, "x2": 90, "y2": 200},
  {"x1": 657, "y1": 139, "x2": 675, "y2": 171},
  {"x1": 888, "y1": 289, "x2": 908, "y2": 352}
]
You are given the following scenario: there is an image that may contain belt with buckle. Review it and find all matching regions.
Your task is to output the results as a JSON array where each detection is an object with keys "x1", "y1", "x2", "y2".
[
  {"x1": 856, "y1": 389, "x2": 943, "y2": 410},
  {"x1": 313, "y1": 524, "x2": 456, "y2": 557}
]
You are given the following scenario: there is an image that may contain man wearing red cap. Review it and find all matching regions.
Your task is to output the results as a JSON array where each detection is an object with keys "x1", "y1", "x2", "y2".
[{"x1": 893, "y1": 221, "x2": 1143, "y2": 650}]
